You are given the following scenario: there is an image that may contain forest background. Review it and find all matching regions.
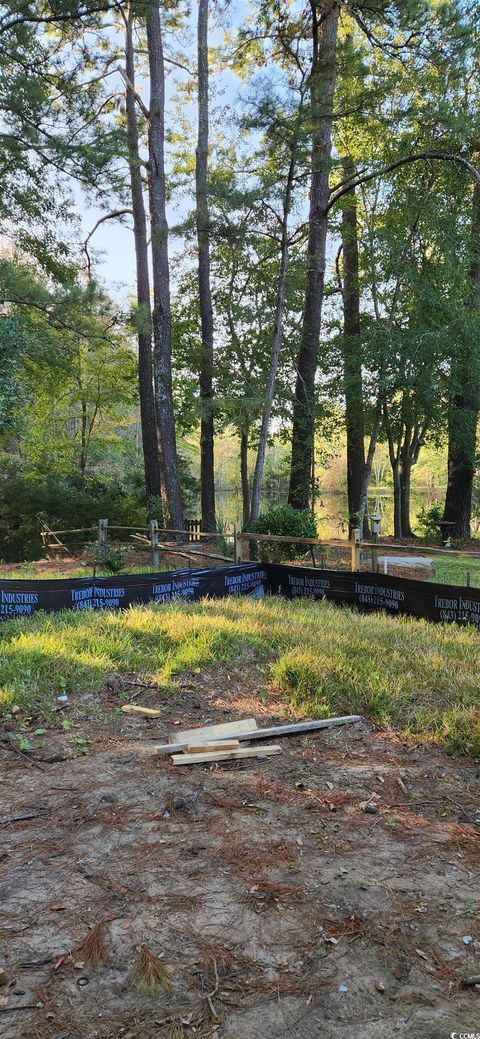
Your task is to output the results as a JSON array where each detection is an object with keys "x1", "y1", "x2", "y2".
[{"x1": 1, "y1": 0, "x2": 479, "y2": 561}]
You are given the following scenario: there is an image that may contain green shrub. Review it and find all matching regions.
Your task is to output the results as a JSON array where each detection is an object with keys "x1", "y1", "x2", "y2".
[
  {"x1": 248, "y1": 504, "x2": 317, "y2": 562},
  {"x1": 86, "y1": 540, "x2": 126, "y2": 574},
  {"x1": 416, "y1": 500, "x2": 444, "y2": 542}
]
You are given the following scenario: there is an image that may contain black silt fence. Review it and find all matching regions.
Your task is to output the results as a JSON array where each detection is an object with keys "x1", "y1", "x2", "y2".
[{"x1": 0, "y1": 562, "x2": 479, "y2": 627}]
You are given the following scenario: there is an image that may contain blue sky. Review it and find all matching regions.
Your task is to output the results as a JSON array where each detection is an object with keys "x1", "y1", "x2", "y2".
[{"x1": 76, "y1": 0, "x2": 247, "y2": 302}]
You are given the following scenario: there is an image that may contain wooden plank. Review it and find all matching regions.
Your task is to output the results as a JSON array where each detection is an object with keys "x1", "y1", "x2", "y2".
[
  {"x1": 121, "y1": 705, "x2": 162, "y2": 717},
  {"x1": 171, "y1": 744, "x2": 281, "y2": 765},
  {"x1": 170, "y1": 717, "x2": 257, "y2": 745},
  {"x1": 239, "y1": 531, "x2": 480, "y2": 561},
  {"x1": 155, "y1": 715, "x2": 361, "y2": 755},
  {"x1": 186, "y1": 740, "x2": 240, "y2": 753},
  {"x1": 237, "y1": 532, "x2": 349, "y2": 547}
]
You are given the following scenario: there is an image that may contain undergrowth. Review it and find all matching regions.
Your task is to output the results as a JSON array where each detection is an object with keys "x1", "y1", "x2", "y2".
[{"x1": 0, "y1": 597, "x2": 478, "y2": 756}]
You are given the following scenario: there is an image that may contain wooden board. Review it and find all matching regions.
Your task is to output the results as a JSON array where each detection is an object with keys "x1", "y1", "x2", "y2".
[
  {"x1": 121, "y1": 705, "x2": 162, "y2": 717},
  {"x1": 155, "y1": 716, "x2": 361, "y2": 755},
  {"x1": 171, "y1": 744, "x2": 281, "y2": 765},
  {"x1": 169, "y1": 717, "x2": 257, "y2": 745},
  {"x1": 186, "y1": 740, "x2": 240, "y2": 753}
]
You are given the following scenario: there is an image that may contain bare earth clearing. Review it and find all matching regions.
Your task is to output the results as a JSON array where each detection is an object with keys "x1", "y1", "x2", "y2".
[{"x1": 1, "y1": 669, "x2": 479, "y2": 1039}]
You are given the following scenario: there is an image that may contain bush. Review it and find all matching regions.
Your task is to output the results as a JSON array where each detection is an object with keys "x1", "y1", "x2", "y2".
[
  {"x1": 248, "y1": 504, "x2": 317, "y2": 562},
  {"x1": 0, "y1": 451, "x2": 199, "y2": 561},
  {"x1": 416, "y1": 500, "x2": 444, "y2": 542},
  {"x1": 85, "y1": 540, "x2": 126, "y2": 574}
]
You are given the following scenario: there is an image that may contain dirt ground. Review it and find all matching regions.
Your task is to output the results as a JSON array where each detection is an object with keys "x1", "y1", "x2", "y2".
[
  {"x1": 0, "y1": 547, "x2": 222, "y2": 577},
  {"x1": 1, "y1": 670, "x2": 479, "y2": 1039},
  {"x1": 0, "y1": 544, "x2": 443, "y2": 583}
]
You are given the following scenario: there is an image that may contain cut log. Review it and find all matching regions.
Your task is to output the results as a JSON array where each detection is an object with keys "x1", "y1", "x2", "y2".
[{"x1": 171, "y1": 744, "x2": 281, "y2": 765}]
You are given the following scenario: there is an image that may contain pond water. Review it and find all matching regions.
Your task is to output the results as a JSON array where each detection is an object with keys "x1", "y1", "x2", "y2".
[{"x1": 210, "y1": 488, "x2": 439, "y2": 539}]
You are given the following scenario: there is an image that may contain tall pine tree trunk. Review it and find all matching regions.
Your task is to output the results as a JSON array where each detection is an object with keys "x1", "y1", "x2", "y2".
[
  {"x1": 341, "y1": 158, "x2": 366, "y2": 536},
  {"x1": 124, "y1": 5, "x2": 163, "y2": 506},
  {"x1": 249, "y1": 119, "x2": 300, "y2": 527},
  {"x1": 443, "y1": 179, "x2": 480, "y2": 538},
  {"x1": 288, "y1": 1, "x2": 339, "y2": 511},
  {"x1": 196, "y1": 0, "x2": 216, "y2": 531},
  {"x1": 146, "y1": 0, "x2": 184, "y2": 530}
]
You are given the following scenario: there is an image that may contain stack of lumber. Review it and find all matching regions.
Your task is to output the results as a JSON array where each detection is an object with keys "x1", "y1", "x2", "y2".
[
  {"x1": 120, "y1": 704, "x2": 362, "y2": 764},
  {"x1": 155, "y1": 714, "x2": 362, "y2": 765},
  {"x1": 167, "y1": 718, "x2": 281, "y2": 765}
]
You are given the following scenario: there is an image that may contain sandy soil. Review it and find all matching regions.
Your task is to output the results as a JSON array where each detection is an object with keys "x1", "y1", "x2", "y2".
[{"x1": 0, "y1": 673, "x2": 479, "y2": 1039}]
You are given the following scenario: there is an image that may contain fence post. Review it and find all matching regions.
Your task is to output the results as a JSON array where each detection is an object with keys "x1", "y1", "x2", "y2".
[
  {"x1": 98, "y1": 518, "x2": 108, "y2": 556},
  {"x1": 150, "y1": 519, "x2": 160, "y2": 568},
  {"x1": 233, "y1": 523, "x2": 242, "y2": 564},
  {"x1": 351, "y1": 527, "x2": 361, "y2": 572}
]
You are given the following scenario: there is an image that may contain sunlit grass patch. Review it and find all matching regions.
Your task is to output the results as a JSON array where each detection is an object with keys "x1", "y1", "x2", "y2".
[
  {"x1": 431, "y1": 555, "x2": 480, "y2": 588},
  {"x1": 270, "y1": 602, "x2": 480, "y2": 755},
  {"x1": 0, "y1": 596, "x2": 478, "y2": 754}
]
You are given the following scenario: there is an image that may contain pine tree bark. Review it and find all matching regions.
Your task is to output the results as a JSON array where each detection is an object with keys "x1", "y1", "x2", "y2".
[
  {"x1": 341, "y1": 158, "x2": 366, "y2": 536},
  {"x1": 124, "y1": 5, "x2": 163, "y2": 507},
  {"x1": 196, "y1": 0, "x2": 216, "y2": 532},
  {"x1": 146, "y1": 0, "x2": 184, "y2": 530},
  {"x1": 443, "y1": 179, "x2": 480, "y2": 538},
  {"x1": 288, "y1": 1, "x2": 339, "y2": 511}
]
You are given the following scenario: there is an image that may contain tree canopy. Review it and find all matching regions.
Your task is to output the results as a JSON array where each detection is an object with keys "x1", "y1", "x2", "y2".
[{"x1": 1, "y1": 0, "x2": 480, "y2": 557}]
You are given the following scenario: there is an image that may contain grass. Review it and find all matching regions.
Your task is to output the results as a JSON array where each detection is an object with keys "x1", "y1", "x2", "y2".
[
  {"x1": 430, "y1": 554, "x2": 480, "y2": 588},
  {"x1": 0, "y1": 596, "x2": 479, "y2": 756}
]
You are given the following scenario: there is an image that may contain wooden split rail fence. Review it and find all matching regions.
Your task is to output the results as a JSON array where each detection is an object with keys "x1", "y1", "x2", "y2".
[
  {"x1": 40, "y1": 520, "x2": 235, "y2": 567},
  {"x1": 235, "y1": 528, "x2": 480, "y2": 583},
  {"x1": 40, "y1": 522, "x2": 480, "y2": 583}
]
